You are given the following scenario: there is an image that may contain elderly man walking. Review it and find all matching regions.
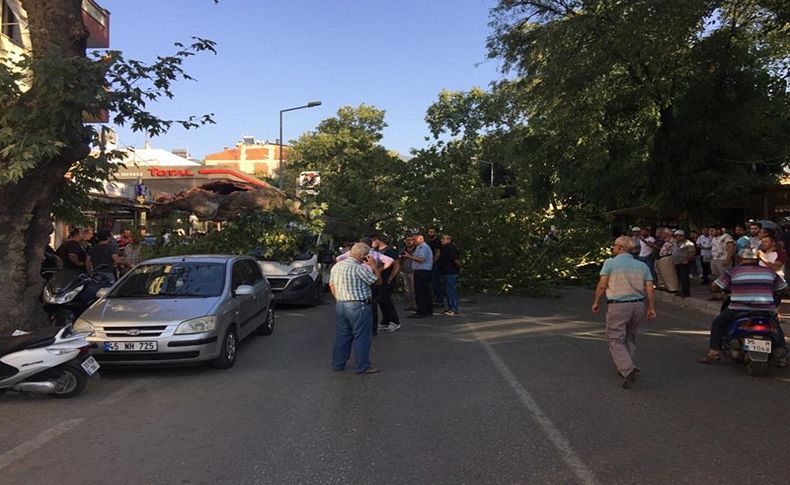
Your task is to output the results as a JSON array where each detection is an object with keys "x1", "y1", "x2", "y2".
[
  {"x1": 592, "y1": 236, "x2": 657, "y2": 388},
  {"x1": 329, "y1": 242, "x2": 382, "y2": 374}
]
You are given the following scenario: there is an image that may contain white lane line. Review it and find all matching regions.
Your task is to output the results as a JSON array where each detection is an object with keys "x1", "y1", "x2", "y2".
[
  {"x1": 0, "y1": 418, "x2": 85, "y2": 471},
  {"x1": 470, "y1": 325, "x2": 600, "y2": 485},
  {"x1": 100, "y1": 378, "x2": 151, "y2": 405}
]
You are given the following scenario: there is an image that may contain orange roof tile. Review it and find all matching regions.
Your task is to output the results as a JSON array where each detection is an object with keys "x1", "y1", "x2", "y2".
[{"x1": 204, "y1": 147, "x2": 241, "y2": 161}]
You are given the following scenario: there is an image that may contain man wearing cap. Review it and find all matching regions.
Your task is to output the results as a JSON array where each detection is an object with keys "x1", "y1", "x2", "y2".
[
  {"x1": 592, "y1": 236, "x2": 657, "y2": 388},
  {"x1": 698, "y1": 248, "x2": 788, "y2": 365},
  {"x1": 672, "y1": 230, "x2": 696, "y2": 298}
]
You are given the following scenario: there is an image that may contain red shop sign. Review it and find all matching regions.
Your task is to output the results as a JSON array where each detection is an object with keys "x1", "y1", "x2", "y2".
[{"x1": 147, "y1": 168, "x2": 195, "y2": 177}]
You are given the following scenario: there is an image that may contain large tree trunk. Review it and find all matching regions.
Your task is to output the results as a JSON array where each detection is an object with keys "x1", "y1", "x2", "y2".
[{"x1": 0, "y1": 0, "x2": 88, "y2": 333}]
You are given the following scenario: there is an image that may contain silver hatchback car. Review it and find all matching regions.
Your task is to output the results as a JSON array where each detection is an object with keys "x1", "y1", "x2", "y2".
[{"x1": 74, "y1": 255, "x2": 274, "y2": 368}]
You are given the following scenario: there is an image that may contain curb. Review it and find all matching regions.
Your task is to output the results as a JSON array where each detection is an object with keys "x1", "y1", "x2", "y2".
[{"x1": 653, "y1": 290, "x2": 721, "y2": 316}]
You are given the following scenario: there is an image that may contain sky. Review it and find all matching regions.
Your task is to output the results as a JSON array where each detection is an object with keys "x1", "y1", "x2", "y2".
[{"x1": 100, "y1": 0, "x2": 503, "y2": 159}]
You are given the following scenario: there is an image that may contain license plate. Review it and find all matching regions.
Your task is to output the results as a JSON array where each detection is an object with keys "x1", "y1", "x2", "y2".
[
  {"x1": 103, "y1": 341, "x2": 158, "y2": 352},
  {"x1": 81, "y1": 356, "x2": 100, "y2": 376},
  {"x1": 744, "y1": 338, "x2": 771, "y2": 354}
]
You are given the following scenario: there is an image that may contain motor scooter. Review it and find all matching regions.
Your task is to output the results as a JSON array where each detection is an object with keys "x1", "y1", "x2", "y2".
[
  {"x1": 41, "y1": 266, "x2": 115, "y2": 326},
  {"x1": 0, "y1": 325, "x2": 99, "y2": 398},
  {"x1": 722, "y1": 311, "x2": 786, "y2": 376}
]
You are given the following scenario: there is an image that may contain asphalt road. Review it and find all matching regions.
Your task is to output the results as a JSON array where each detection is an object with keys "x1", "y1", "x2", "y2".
[{"x1": 1, "y1": 289, "x2": 789, "y2": 485}]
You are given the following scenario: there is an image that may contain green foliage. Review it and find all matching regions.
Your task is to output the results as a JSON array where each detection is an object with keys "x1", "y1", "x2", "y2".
[
  {"x1": 144, "y1": 211, "x2": 322, "y2": 262},
  {"x1": 0, "y1": 39, "x2": 217, "y2": 208},
  {"x1": 285, "y1": 105, "x2": 406, "y2": 229},
  {"x1": 486, "y1": 0, "x2": 790, "y2": 222},
  {"x1": 399, "y1": 130, "x2": 609, "y2": 295}
]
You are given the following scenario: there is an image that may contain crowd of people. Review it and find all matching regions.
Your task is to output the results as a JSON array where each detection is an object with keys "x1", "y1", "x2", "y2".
[
  {"x1": 329, "y1": 229, "x2": 462, "y2": 374},
  {"x1": 47, "y1": 226, "x2": 144, "y2": 278},
  {"x1": 627, "y1": 221, "x2": 789, "y2": 299},
  {"x1": 595, "y1": 220, "x2": 790, "y2": 388}
]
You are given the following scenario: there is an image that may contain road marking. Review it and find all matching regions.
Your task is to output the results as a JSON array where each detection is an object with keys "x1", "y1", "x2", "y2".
[
  {"x1": 0, "y1": 418, "x2": 85, "y2": 471},
  {"x1": 100, "y1": 378, "x2": 151, "y2": 405},
  {"x1": 469, "y1": 323, "x2": 600, "y2": 485}
]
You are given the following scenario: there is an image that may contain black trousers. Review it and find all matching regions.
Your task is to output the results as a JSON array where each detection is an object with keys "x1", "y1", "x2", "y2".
[
  {"x1": 414, "y1": 270, "x2": 433, "y2": 316},
  {"x1": 371, "y1": 285, "x2": 381, "y2": 335},
  {"x1": 375, "y1": 282, "x2": 400, "y2": 326},
  {"x1": 675, "y1": 262, "x2": 691, "y2": 296}
]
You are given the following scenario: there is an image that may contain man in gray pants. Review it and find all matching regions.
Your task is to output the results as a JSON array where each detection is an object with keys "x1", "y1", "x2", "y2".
[{"x1": 592, "y1": 236, "x2": 657, "y2": 388}]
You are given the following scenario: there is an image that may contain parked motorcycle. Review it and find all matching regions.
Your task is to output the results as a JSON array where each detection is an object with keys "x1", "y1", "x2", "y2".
[
  {"x1": 0, "y1": 325, "x2": 100, "y2": 398},
  {"x1": 722, "y1": 310, "x2": 785, "y2": 376},
  {"x1": 41, "y1": 267, "x2": 115, "y2": 326}
]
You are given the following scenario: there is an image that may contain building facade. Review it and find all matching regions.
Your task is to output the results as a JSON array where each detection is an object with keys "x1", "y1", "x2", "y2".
[
  {"x1": 203, "y1": 137, "x2": 290, "y2": 177},
  {"x1": 1, "y1": 0, "x2": 109, "y2": 61}
]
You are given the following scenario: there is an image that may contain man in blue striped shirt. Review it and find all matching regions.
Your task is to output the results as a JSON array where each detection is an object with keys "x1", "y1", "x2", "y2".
[
  {"x1": 329, "y1": 242, "x2": 382, "y2": 374},
  {"x1": 698, "y1": 247, "x2": 788, "y2": 364}
]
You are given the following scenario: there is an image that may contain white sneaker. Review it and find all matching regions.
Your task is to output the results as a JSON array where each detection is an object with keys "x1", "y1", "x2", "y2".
[
  {"x1": 377, "y1": 323, "x2": 392, "y2": 331},
  {"x1": 387, "y1": 323, "x2": 402, "y2": 332}
]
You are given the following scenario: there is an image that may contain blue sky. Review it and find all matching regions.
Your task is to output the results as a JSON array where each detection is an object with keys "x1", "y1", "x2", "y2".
[{"x1": 100, "y1": 0, "x2": 502, "y2": 158}]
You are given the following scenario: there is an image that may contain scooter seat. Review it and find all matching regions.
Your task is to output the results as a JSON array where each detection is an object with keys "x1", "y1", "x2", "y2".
[{"x1": 0, "y1": 327, "x2": 60, "y2": 357}]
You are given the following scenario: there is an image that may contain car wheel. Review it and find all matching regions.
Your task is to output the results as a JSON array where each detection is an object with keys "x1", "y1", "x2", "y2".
[
  {"x1": 257, "y1": 305, "x2": 275, "y2": 336},
  {"x1": 50, "y1": 364, "x2": 88, "y2": 399},
  {"x1": 213, "y1": 326, "x2": 238, "y2": 369}
]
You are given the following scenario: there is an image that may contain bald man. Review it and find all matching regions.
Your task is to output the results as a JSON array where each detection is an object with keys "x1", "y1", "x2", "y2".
[{"x1": 592, "y1": 236, "x2": 657, "y2": 389}]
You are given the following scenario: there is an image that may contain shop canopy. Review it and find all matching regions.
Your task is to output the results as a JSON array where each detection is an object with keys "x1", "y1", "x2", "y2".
[{"x1": 114, "y1": 148, "x2": 200, "y2": 167}]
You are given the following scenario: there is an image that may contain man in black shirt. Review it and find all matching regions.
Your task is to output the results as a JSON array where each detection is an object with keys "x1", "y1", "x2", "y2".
[
  {"x1": 371, "y1": 235, "x2": 402, "y2": 332},
  {"x1": 55, "y1": 228, "x2": 87, "y2": 272},
  {"x1": 427, "y1": 228, "x2": 444, "y2": 306},
  {"x1": 87, "y1": 230, "x2": 120, "y2": 275},
  {"x1": 437, "y1": 234, "x2": 462, "y2": 316}
]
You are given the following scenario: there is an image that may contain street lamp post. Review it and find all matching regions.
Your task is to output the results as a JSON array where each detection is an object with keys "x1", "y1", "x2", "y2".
[{"x1": 278, "y1": 101, "x2": 322, "y2": 189}]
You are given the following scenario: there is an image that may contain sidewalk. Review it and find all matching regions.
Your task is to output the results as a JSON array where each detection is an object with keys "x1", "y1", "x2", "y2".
[
  {"x1": 653, "y1": 287, "x2": 721, "y2": 316},
  {"x1": 654, "y1": 278, "x2": 790, "y2": 316}
]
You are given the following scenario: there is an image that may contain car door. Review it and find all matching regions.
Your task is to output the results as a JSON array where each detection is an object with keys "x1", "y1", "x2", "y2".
[
  {"x1": 230, "y1": 260, "x2": 255, "y2": 337},
  {"x1": 245, "y1": 258, "x2": 270, "y2": 321}
]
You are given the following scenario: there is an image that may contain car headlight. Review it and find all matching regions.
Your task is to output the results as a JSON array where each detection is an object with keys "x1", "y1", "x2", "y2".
[
  {"x1": 289, "y1": 265, "x2": 314, "y2": 276},
  {"x1": 72, "y1": 318, "x2": 95, "y2": 334},
  {"x1": 175, "y1": 316, "x2": 216, "y2": 335},
  {"x1": 43, "y1": 285, "x2": 84, "y2": 304}
]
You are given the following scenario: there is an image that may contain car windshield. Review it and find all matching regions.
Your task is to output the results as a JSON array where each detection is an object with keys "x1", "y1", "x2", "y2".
[{"x1": 110, "y1": 262, "x2": 226, "y2": 298}]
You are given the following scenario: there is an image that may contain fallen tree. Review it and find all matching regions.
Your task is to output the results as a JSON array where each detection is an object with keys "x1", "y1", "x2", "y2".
[{"x1": 150, "y1": 180, "x2": 302, "y2": 221}]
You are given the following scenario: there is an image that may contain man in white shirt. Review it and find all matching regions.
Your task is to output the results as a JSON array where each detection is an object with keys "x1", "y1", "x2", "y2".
[
  {"x1": 336, "y1": 238, "x2": 394, "y2": 269},
  {"x1": 696, "y1": 227, "x2": 713, "y2": 284},
  {"x1": 638, "y1": 227, "x2": 658, "y2": 283},
  {"x1": 710, "y1": 226, "x2": 735, "y2": 278}
]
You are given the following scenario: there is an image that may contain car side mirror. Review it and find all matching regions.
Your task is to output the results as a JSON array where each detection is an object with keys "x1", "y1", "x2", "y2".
[
  {"x1": 234, "y1": 285, "x2": 254, "y2": 297},
  {"x1": 96, "y1": 288, "x2": 110, "y2": 298}
]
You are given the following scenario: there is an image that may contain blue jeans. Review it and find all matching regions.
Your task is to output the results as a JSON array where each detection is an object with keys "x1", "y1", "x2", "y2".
[
  {"x1": 443, "y1": 273, "x2": 459, "y2": 312},
  {"x1": 332, "y1": 301, "x2": 373, "y2": 373}
]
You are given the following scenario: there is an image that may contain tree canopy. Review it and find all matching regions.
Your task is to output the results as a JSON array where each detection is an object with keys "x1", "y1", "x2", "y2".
[
  {"x1": 286, "y1": 104, "x2": 406, "y2": 235},
  {"x1": 485, "y1": 0, "x2": 790, "y2": 221},
  {"x1": 0, "y1": 0, "x2": 217, "y2": 331}
]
